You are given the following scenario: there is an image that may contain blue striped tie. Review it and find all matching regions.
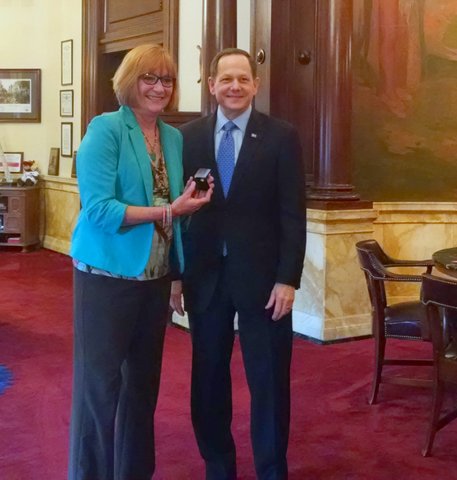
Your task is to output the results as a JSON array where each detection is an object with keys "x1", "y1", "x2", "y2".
[{"x1": 217, "y1": 121, "x2": 237, "y2": 197}]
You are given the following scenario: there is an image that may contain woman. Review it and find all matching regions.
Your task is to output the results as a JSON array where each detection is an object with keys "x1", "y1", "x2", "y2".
[{"x1": 68, "y1": 44, "x2": 213, "y2": 480}]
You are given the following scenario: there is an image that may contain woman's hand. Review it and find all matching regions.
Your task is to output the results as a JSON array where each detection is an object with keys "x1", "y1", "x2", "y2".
[
  {"x1": 171, "y1": 176, "x2": 214, "y2": 217},
  {"x1": 191, "y1": 174, "x2": 215, "y2": 200}
]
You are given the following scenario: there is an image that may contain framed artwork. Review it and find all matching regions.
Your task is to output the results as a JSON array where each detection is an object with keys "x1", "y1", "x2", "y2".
[
  {"x1": 48, "y1": 147, "x2": 60, "y2": 176},
  {"x1": 59, "y1": 89, "x2": 73, "y2": 117},
  {"x1": 61, "y1": 122, "x2": 73, "y2": 157},
  {"x1": 0, "y1": 69, "x2": 41, "y2": 123},
  {"x1": 61, "y1": 39, "x2": 73, "y2": 86},
  {"x1": 71, "y1": 150, "x2": 77, "y2": 178},
  {"x1": 0, "y1": 152, "x2": 23, "y2": 173}
]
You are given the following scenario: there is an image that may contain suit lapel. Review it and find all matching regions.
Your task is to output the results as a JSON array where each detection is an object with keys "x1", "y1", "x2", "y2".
[
  {"x1": 204, "y1": 114, "x2": 218, "y2": 167},
  {"x1": 226, "y1": 110, "x2": 263, "y2": 201}
]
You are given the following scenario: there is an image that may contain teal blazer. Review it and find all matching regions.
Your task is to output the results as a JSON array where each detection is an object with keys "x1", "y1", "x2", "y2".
[{"x1": 70, "y1": 106, "x2": 185, "y2": 277}]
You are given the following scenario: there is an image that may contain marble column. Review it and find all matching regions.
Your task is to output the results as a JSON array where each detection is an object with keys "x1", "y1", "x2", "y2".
[{"x1": 293, "y1": 208, "x2": 378, "y2": 341}]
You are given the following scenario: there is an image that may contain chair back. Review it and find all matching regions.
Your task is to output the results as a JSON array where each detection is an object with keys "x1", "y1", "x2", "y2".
[
  {"x1": 421, "y1": 274, "x2": 457, "y2": 352},
  {"x1": 356, "y1": 239, "x2": 393, "y2": 272},
  {"x1": 356, "y1": 239, "x2": 429, "y2": 340},
  {"x1": 422, "y1": 274, "x2": 457, "y2": 310},
  {"x1": 421, "y1": 273, "x2": 457, "y2": 456},
  {"x1": 355, "y1": 240, "x2": 389, "y2": 313}
]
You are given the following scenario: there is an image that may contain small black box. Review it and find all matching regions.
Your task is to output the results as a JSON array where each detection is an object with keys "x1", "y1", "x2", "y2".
[{"x1": 194, "y1": 168, "x2": 211, "y2": 191}]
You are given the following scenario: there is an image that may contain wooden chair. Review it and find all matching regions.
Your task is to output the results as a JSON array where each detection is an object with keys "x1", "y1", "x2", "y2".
[
  {"x1": 355, "y1": 239, "x2": 433, "y2": 404},
  {"x1": 421, "y1": 273, "x2": 457, "y2": 456}
]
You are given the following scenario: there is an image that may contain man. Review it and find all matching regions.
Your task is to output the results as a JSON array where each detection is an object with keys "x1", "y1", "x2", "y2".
[{"x1": 170, "y1": 48, "x2": 306, "y2": 480}]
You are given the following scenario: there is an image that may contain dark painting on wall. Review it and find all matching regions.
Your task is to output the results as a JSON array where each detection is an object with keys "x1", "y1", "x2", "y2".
[{"x1": 352, "y1": 0, "x2": 457, "y2": 201}]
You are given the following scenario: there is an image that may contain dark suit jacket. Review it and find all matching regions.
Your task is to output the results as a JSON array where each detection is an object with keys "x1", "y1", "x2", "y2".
[{"x1": 180, "y1": 109, "x2": 306, "y2": 314}]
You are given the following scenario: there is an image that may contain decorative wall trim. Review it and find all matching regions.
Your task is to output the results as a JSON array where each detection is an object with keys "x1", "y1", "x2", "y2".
[{"x1": 374, "y1": 202, "x2": 457, "y2": 224}]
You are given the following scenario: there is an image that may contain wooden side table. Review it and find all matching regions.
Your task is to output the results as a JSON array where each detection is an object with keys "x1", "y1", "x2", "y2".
[
  {"x1": 432, "y1": 248, "x2": 457, "y2": 278},
  {"x1": 0, "y1": 184, "x2": 40, "y2": 251}
]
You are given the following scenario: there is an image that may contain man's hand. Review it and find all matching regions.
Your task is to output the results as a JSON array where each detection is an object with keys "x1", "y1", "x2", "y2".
[
  {"x1": 170, "y1": 280, "x2": 185, "y2": 316},
  {"x1": 265, "y1": 283, "x2": 295, "y2": 321}
]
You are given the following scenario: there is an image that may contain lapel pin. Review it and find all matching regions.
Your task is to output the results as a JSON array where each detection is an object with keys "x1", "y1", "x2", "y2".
[{"x1": 251, "y1": 133, "x2": 257, "y2": 138}]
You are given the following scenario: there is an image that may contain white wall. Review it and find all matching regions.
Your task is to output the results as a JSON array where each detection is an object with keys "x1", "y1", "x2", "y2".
[
  {"x1": 178, "y1": 0, "x2": 203, "y2": 111},
  {"x1": 0, "y1": 0, "x2": 82, "y2": 178},
  {"x1": 237, "y1": 0, "x2": 251, "y2": 52}
]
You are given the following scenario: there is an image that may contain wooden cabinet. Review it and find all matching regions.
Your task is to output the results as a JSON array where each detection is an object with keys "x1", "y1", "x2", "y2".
[
  {"x1": 251, "y1": 0, "x2": 317, "y2": 184},
  {"x1": 0, "y1": 185, "x2": 40, "y2": 251}
]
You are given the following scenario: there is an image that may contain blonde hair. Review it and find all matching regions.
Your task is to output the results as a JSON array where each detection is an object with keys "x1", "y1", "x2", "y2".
[{"x1": 112, "y1": 44, "x2": 179, "y2": 111}]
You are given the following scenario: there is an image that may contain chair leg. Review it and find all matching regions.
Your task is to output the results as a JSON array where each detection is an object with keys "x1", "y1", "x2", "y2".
[
  {"x1": 369, "y1": 335, "x2": 386, "y2": 405},
  {"x1": 422, "y1": 380, "x2": 444, "y2": 457}
]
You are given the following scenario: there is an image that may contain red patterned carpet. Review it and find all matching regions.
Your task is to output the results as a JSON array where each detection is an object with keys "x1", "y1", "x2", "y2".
[{"x1": 0, "y1": 248, "x2": 456, "y2": 479}]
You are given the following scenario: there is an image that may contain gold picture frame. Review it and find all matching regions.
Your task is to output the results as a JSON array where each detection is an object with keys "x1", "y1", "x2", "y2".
[
  {"x1": 0, "y1": 69, "x2": 41, "y2": 123},
  {"x1": 61, "y1": 122, "x2": 73, "y2": 157},
  {"x1": 71, "y1": 150, "x2": 77, "y2": 178},
  {"x1": 48, "y1": 147, "x2": 60, "y2": 176},
  {"x1": 60, "y1": 89, "x2": 73, "y2": 117},
  {"x1": 61, "y1": 39, "x2": 73, "y2": 86}
]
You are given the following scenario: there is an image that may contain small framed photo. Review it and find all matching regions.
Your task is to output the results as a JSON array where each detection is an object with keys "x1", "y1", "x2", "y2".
[
  {"x1": 61, "y1": 39, "x2": 73, "y2": 86},
  {"x1": 61, "y1": 122, "x2": 73, "y2": 157},
  {"x1": 0, "y1": 152, "x2": 23, "y2": 173},
  {"x1": 0, "y1": 69, "x2": 41, "y2": 123},
  {"x1": 60, "y1": 89, "x2": 73, "y2": 117},
  {"x1": 71, "y1": 150, "x2": 77, "y2": 178},
  {"x1": 48, "y1": 147, "x2": 60, "y2": 176}
]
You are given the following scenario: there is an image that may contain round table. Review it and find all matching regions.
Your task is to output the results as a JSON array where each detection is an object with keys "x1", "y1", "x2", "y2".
[{"x1": 432, "y1": 248, "x2": 457, "y2": 278}]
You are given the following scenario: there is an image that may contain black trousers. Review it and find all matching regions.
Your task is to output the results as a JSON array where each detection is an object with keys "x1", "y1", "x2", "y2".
[
  {"x1": 68, "y1": 268, "x2": 171, "y2": 480},
  {"x1": 188, "y1": 262, "x2": 293, "y2": 480}
]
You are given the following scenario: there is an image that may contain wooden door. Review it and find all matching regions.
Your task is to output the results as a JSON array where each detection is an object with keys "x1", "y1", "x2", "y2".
[
  {"x1": 82, "y1": 0, "x2": 178, "y2": 132},
  {"x1": 251, "y1": 0, "x2": 316, "y2": 181}
]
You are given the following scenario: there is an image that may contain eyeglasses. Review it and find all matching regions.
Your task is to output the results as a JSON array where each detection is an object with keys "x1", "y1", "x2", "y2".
[{"x1": 139, "y1": 73, "x2": 175, "y2": 88}]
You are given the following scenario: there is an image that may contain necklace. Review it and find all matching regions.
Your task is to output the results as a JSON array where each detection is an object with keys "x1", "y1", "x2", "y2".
[{"x1": 142, "y1": 125, "x2": 159, "y2": 153}]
